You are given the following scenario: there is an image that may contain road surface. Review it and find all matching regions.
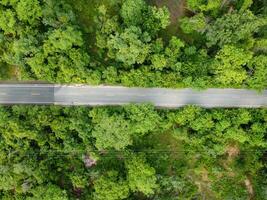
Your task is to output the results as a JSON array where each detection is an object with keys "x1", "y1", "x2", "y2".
[
  {"x1": 0, "y1": 84, "x2": 54, "y2": 104},
  {"x1": 0, "y1": 84, "x2": 266, "y2": 108}
]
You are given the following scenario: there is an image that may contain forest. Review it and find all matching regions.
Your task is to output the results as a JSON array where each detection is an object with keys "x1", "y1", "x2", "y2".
[
  {"x1": 0, "y1": 0, "x2": 267, "y2": 199},
  {"x1": 0, "y1": 0, "x2": 266, "y2": 89},
  {"x1": 0, "y1": 105, "x2": 266, "y2": 199}
]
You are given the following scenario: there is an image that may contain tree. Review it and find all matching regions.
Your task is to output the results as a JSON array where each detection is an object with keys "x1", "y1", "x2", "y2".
[
  {"x1": 27, "y1": 26, "x2": 90, "y2": 82},
  {"x1": 0, "y1": 8, "x2": 17, "y2": 35},
  {"x1": 187, "y1": 0, "x2": 221, "y2": 15},
  {"x1": 27, "y1": 184, "x2": 68, "y2": 200},
  {"x1": 206, "y1": 10, "x2": 267, "y2": 47},
  {"x1": 151, "y1": 54, "x2": 167, "y2": 70},
  {"x1": 143, "y1": 6, "x2": 170, "y2": 36},
  {"x1": 213, "y1": 45, "x2": 252, "y2": 86},
  {"x1": 0, "y1": 0, "x2": 91, "y2": 83},
  {"x1": 120, "y1": 0, "x2": 146, "y2": 26},
  {"x1": 180, "y1": 13, "x2": 206, "y2": 34},
  {"x1": 90, "y1": 109, "x2": 133, "y2": 150},
  {"x1": 106, "y1": 26, "x2": 151, "y2": 66},
  {"x1": 95, "y1": 0, "x2": 170, "y2": 69},
  {"x1": 43, "y1": 1, "x2": 76, "y2": 26},
  {"x1": 16, "y1": 0, "x2": 42, "y2": 24},
  {"x1": 239, "y1": 0, "x2": 253, "y2": 12},
  {"x1": 247, "y1": 55, "x2": 267, "y2": 90},
  {"x1": 124, "y1": 104, "x2": 161, "y2": 135},
  {"x1": 126, "y1": 154, "x2": 157, "y2": 196},
  {"x1": 93, "y1": 171, "x2": 129, "y2": 200},
  {"x1": 165, "y1": 36, "x2": 185, "y2": 64}
]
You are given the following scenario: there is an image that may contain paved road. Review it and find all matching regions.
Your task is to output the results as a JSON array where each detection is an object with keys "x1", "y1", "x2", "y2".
[
  {"x1": 0, "y1": 84, "x2": 266, "y2": 108},
  {"x1": 0, "y1": 84, "x2": 54, "y2": 104}
]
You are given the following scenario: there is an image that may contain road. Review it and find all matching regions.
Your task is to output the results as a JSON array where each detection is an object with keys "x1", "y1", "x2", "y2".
[
  {"x1": 0, "y1": 84, "x2": 54, "y2": 104},
  {"x1": 0, "y1": 84, "x2": 266, "y2": 108}
]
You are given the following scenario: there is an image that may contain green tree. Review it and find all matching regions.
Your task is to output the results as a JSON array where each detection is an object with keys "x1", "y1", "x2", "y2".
[
  {"x1": 126, "y1": 154, "x2": 158, "y2": 196},
  {"x1": 27, "y1": 184, "x2": 68, "y2": 200},
  {"x1": 247, "y1": 55, "x2": 267, "y2": 90},
  {"x1": 96, "y1": 0, "x2": 170, "y2": 70},
  {"x1": 27, "y1": 26, "x2": 90, "y2": 82},
  {"x1": 164, "y1": 36, "x2": 185, "y2": 66},
  {"x1": 143, "y1": 6, "x2": 170, "y2": 36},
  {"x1": 90, "y1": 109, "x2": 133, "y2": 150},
  {"x1": 151, "y1": 54, "x2": 167, "y2": 70},
  {"x1": 120, "y1": 0, "x2": 146, "y2": 26},
  {"x1": 206, "y1": 10, "x2": 267, "y2": 47},
  {"x1": 0, "y1": 8, "x2": 17, "y2": 35},
  {"x1": 180, "y1": 13, "x2": 206, "y2": 34},
  {"x1": 124, "y1": 104, "x2": 161, "y2": 135},
  {"x1": 187, "y1": 0, "x2": 221, "y2": 15},
  {"x1": 213, "y1": 45, "x2": 252, "y2": 86},
  {"x1": 93, "y1": 171, "x2": 129, "y2": 200},
  {"x1": 106, "y1": 26, "x2": 150, "y2": 66},
  {"x1": 16, "y1": 0, "x2": 42, "y2": 24}
]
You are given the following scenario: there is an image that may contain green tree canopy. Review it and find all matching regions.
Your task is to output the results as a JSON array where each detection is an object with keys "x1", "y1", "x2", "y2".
[
  {"x1": 126, "y1": 154, "x2": 158, "y2": 196},
  {"x1": 90, "y1": 109, "x2": 133, "y2": 150},
  {"x1": 206, "y1": 10, "x2": 267, "y2": 47},
  {"x1": 93, "y1": 171, "x2": 129, "y2": 200},
  {"x1": 213, "y1": 45, "x2": 253, "y2": 86}
]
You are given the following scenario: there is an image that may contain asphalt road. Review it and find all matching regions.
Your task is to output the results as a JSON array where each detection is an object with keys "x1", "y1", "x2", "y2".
[
  {"x1": 0, "y1": 84, "x2": 266, "y2": 108},
  {"x1": 0, "y1": 84, "x2": 54, "y2": 104}
]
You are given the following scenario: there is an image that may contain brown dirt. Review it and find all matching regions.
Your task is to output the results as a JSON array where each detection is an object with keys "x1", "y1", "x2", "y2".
[
  {"x1": 244, "y1": 178, "x2": 254, "y2": 198},
  {"x1": 226, "y1": 144, "x2": 240, "y2": 159},
  {"x1": 220, "y1": 144, "x2": 240, "y2": 175}
]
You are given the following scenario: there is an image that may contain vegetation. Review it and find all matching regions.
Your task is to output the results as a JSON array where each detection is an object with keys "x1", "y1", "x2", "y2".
[
  {"x1": 0, "y1": 105, "x2": 266, "y2": 199},
  {"x1": 0, "y1": 0, "x2": 266, "y2": 89},
  {"x1": 0, "y1": 1, "x2": 266, "y2": 199}
]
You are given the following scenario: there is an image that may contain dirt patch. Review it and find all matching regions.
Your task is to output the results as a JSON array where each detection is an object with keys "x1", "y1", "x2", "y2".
[
  {"x1": 244, "y1": 178, "x2": 254, "y2": 198},
  {"x1": 221, "y1": 144, "x2": 240, "y2": 174},
  {"x1": 226, "y1": 144, "x2": 240, "y2": 159}
]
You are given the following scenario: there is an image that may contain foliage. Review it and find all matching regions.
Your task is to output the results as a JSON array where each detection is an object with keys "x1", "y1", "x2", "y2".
[
  {"x1": 93, "y1": 171, "x2": 129, "y2": 200},
  {"x1": 0, "y1": 0, "x2": 266, "y2": 199},
  {"x1": 180, "y1": 13, "x2": 206, "y2": 34},
  {"x1": 126, "y1": 154, "x2": 158, "y2": 196},
  {"x1": 27, "y1": 184, "x2": 68, "y2": 200},
  {"x1": 120, "y1": 0, "x2": 146, "y2": 26},
  {"x1": 0, "y1": 0, "x2": 266, "y2": 89},
  {"x1": 213, "y1": 45, "x2": 252, "y2": 86},
  {"x1": 27, "y1": 26, "x2": 90, "y2": 82},
  {"x1": 0, "y1": 0, "x2": 90, "y2": 82},
  {"x1": 247, "y1": 55, "x2": 267, "y2": 90},
  {"x1": 206, "y1": 10, "x2": 267, "y2": 48},
  {"x1": 16, "y1": 0, "x2": 42, "y2": 24},
  {"x1": 0, "y1": 105, "x2": 266, "y2": 199},
  {"x1": 91, "y1": 109, "x2": 133, "y2": 150},
  {"x1": 105, "y1": 26, "x2": 151, "y2": 66}
]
